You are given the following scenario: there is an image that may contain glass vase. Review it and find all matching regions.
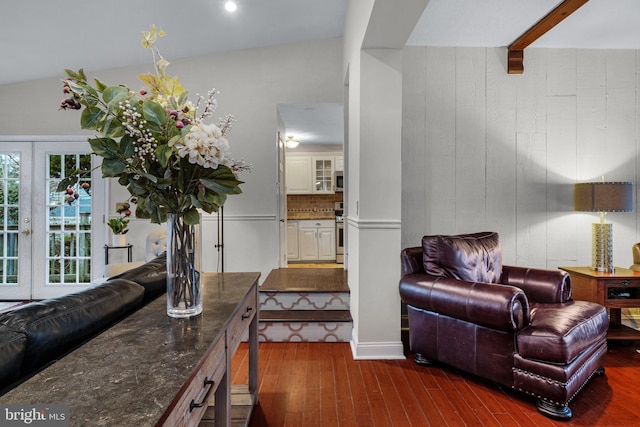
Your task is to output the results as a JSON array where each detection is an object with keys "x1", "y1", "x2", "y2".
[{"x1": 166, "y1": 213, "x2": 203, "y2": 318}]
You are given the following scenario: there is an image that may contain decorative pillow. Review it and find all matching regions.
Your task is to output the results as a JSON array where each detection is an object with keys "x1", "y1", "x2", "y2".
[{"x1": 422, "y1": 232, "x2": 502, "y2": 283}]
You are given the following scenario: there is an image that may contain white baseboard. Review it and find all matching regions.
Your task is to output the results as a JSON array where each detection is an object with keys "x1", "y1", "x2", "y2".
[{"x1": 349, "y1": 329, "x2": 405, "y2": 360}]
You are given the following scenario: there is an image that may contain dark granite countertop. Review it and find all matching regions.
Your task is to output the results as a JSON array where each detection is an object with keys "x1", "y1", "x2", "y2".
[{"x1": 0, "y1": 272, "x2": 260, "y2": 426}]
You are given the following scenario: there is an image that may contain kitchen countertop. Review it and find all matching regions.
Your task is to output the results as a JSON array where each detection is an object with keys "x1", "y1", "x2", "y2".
[{"x1": 287, "y1": 214, "x2": 335, "y2": 221}]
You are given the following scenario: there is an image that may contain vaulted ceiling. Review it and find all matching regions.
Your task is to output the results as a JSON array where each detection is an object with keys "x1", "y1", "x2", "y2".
[
  {"x1": 2, "y1": 0, "x2": 638, "y2": 144},
  {"x1": 3, "y1": 0, "x2": 639, "y2": 87}
]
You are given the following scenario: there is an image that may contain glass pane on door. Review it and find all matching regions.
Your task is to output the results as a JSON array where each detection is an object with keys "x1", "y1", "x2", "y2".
[
  {"x1": 46, "y1": 153, "x2": 92, "y2": 284},
  {"x1": 0, "y1": 153, "x2": 20, "y2": 285}
]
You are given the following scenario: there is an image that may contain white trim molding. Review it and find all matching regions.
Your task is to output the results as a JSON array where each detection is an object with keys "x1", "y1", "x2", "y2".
[
  {"x1": 346, "y1": 217, "x2": 401, "y2": 229},
  {"x1": 0, "y1": 135, "x2": 90, "y2": 142},
  {"x1": 349, "y1": 330, "x2": 405, "y2": 360},
  {"x1": 202, "y1": 214, "x2": 276, "y2": 222}
]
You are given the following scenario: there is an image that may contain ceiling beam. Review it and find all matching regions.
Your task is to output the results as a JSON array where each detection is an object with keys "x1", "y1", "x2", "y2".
[{"x1": 507, "y1": 0, "x2": 589, "y2": 74}]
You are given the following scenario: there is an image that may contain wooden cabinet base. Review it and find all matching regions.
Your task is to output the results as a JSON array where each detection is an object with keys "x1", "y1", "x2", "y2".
[{"x1": 560, "y1": 266, "x2": 640, "y2": 340}]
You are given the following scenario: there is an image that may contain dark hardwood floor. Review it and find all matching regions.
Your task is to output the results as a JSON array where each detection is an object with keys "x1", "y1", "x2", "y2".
[{"x1": 231, "y1": 340, "x2": 640, "y2": 426}]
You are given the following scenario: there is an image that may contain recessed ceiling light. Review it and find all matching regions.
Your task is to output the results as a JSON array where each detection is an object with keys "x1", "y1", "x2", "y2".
[{"x1": 225, "y1": 1, "x2": 237, "y2": 12}]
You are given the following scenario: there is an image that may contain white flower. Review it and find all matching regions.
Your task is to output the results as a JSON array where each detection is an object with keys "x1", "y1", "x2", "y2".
[{"x1": 176, "y1": 122, "x2": 231, "y2": 169}]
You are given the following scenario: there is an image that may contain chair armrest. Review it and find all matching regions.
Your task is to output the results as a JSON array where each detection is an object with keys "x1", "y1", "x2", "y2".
[
  {"x1": 401, "y1": 247, "x2": 425, "y2": 275},
  {"x1": 399, "y1": 274, "x2": 529, "y2": 332},
  {"x1": 501, "y1": 265, "x2": 572, "y2": 303}
]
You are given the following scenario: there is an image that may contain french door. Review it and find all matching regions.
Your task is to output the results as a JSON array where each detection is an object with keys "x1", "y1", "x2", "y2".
[{"x1": 0, "y1": 139, "x2": 105, "y2": 300}]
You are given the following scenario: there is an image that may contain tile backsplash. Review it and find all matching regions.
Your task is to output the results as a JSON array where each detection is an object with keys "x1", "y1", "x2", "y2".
[{"x1": 287, "y1": 194, "x2": 343, "y2": 219}]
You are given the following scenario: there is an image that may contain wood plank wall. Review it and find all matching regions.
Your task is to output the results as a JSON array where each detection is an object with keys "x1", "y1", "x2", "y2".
[{"x1": 402, "y1": 47, "x2": 640, "y2": 269}]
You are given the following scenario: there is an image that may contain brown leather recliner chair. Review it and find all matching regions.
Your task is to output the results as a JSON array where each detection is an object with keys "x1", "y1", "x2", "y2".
[{"x1": 399, "y1": 232, "x2": 608, "y2": 420}]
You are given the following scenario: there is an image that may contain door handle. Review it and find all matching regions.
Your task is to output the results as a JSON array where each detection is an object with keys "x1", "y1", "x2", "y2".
[{"x1": 21, "y1": 229, "x2": 31, "y2": 236}]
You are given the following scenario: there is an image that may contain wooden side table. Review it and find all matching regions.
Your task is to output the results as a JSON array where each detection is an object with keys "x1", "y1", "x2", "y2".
[{"x1": 560, "y1": 266, "x2": 640, "y2": 340}]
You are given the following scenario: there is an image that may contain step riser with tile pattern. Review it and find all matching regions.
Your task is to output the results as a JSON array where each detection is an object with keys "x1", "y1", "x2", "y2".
[
  {"x1": 259, "y1": 291, "x2": 351, "y2": 342},
  {"x1": 258, "y1": 321, "x2": 351, "y2": 342},
  {"x1": 258, "y1": 267, "x2": 352, "y2": 342},
  {"x1": 259, "y1": 291, "x2": 350, "y2": 311}
]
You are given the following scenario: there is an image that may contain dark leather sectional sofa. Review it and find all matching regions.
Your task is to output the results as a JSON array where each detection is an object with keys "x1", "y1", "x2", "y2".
[{"x1": 0, "y1": 254, "x2": 166, "y2": 395}]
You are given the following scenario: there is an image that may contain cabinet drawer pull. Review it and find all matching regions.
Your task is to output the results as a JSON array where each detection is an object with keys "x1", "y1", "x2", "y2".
[
  {"x1": 622, "y1": 280, "x2": 631, "y2": 286},
  {"x1": 242, "y1": 306, "x2": 253, "y2": 320},
  {"x1": 189, "y1": 377, "x2": 215, "y2": 412}
]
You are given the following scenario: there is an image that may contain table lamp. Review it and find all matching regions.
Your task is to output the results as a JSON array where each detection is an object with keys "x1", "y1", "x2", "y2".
[{"x1": 574, "y1": 181, "x2": 633, "y2": 272}]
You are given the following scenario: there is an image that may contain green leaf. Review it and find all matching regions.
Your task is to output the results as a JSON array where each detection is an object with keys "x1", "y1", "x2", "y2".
[
  {"x1": 142, "y1": 100, "x2": 168, "y2": 126},
  {"x1": 101, "y1": 158, "x2": 126, "y2": 176},
  {"x1": 189, "y1": 194, "x2": 204, "y2": 210},
  {"x1": 155, "y1": 144, "x2": 173, "y2": 168},
  {"x1": 94, "y1": 78, "x2": 107, "y2": 92},
  {"x1": 88, "y1": 137, "x2": 119, "y2": 159},
  {"x1": 167, "y1": 135, "x2": 181, "y2": 147},
  {"x1": 103, "y1": 118, "x2": 125, "y2": 139},
  {"x1": 128, "y1": 179, "x2": 150, "y2": 196},
  {"x1": 64, "y1": 69, "x2": 86, "y2": 83},
  {"x1": 135, "y1": 203, "x2": 151, "y2": 220},
  {"x1": 80, "y1": 107, "x2": 105, "y2": 130},
  {"x1": 119, "y1": 134, "x2": 136, "y2": 158},
  {"x1": 182, "y1": 208, "x2": 200, "y2": 225},
  {"x1": 103, "y1": 85, "x2": 129, "y2": 106},
  {"x1": 141, "y1": 171, "x2": 158, "y2": 183},
  {"x1": 83, "y1": 85, "x2": 100, "y2": 107},
  {"x1": 199, "y1": 178, "x2": 232, "y2": 194}
]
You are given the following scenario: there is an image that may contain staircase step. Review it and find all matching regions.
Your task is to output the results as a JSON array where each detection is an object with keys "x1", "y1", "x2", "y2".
[
  {"x1": 260, "y1": 268, "x2": 348, "y2": 293},
  {"x1": 258, "y1": 310, "x2": 352, "y2": 342},
  {"x1": 260, "y1": 309, "x2": 351, "y2": 322},
  {"x1": 258, "y1": 268, "x2": 351, "y2": 342}
]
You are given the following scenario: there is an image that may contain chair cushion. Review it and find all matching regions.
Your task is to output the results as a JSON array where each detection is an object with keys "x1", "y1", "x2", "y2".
[
  {"x1": 422, "y1": 232, "x2": 502, "y2": 283},
  {"x1": 517, "y1": 300, "x2": 608, "y2": 364}
]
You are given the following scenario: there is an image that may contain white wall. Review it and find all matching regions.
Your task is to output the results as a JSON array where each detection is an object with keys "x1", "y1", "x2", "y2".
[
  {"x1": 0, "y1": 38, "x2": 344, "y2": 282},
  {"x1": 402, "y1": 47, "x2": 640, "y2": 270}
]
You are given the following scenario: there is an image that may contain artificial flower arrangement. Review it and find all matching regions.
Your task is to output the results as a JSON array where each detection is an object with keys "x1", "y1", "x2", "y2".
[
  {"x1": 59, "y1": 25, "x2": 250, "y2": 317},
  {"x1": 58, "y1": 25, "x2": 250, "y2": 225}
]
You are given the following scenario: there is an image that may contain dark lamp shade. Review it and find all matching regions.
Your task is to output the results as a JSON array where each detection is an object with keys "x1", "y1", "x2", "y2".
[{"x1": 574, "y1": 182, "x2": 633, "y2": 212}]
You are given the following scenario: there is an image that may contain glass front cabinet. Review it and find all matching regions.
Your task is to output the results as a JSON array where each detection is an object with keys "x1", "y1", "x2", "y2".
[{"x1": 313, "y1": 157, "x2": 334, "y2": 193}]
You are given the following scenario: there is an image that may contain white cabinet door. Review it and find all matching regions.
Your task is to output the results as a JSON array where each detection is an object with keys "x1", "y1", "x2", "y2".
[
  {"x1": 312, "y1": 156, "x2": 334, "y2": 193},
  {"x1": 297, "y1": 220, "x2": 335, "y2": 262},
  {"x1": 334, "y1": 155, "x2": 344, "y2": 172},
  {"x1": 298, "y1": 227, "x2": 319, "y2": 260},
  {"x1": 317, "y1": 227, "x2": 336, "y2": 260},
  {"x1": 285, "y1": 156, "x2": 313, "y2": 194},
  {"x1": 286, "y1": 222, "x2": 299, "y2": 261}
]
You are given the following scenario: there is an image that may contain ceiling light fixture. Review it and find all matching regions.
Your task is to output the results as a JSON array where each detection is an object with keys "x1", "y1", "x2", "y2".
[
  {"x1": 285, "y1": 136, "x2": 300, "y2": 149},
  {"x1": 224, "y1": 1, "x2": 237, "y2": 12}
]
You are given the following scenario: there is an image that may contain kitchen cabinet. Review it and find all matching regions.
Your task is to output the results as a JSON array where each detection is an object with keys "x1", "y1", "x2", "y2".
[
  {"x1": 285, "y1": 152, "x2": 342, "y2": 194},
  {"x1": 285, "y1": 156, "x2": 313, "y2": 194},
  {"x1": 313, "y1": 156, "x2": 334, "y2": 193},
  {"x1": 298, "y1": 220, "x2": 336, "y2": 261},
  {"x1": 335, "y1": 155, "x2": 344, "y2": 172},
  {"x1": 287, "y1": 221, "x2": 299, "y2": 261}
]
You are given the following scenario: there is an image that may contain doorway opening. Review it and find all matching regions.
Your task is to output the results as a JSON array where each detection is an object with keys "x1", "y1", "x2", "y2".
[{"x1": 276, "y1": 103, "x2": 344, "y2": 268}]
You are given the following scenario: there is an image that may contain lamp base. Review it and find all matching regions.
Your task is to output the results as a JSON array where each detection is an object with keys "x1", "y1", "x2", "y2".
[{"x1": 590, "y1": 223, "x2": 614, "y2": 273}]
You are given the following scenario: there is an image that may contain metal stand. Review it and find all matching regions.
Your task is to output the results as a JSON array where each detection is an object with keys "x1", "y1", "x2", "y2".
[
  {"x1": 215, "y1": 206, "x2": 224, "y2": 272},
  {"x1": 104, "y1": 244, "x2": 133, "y2": 265}
]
